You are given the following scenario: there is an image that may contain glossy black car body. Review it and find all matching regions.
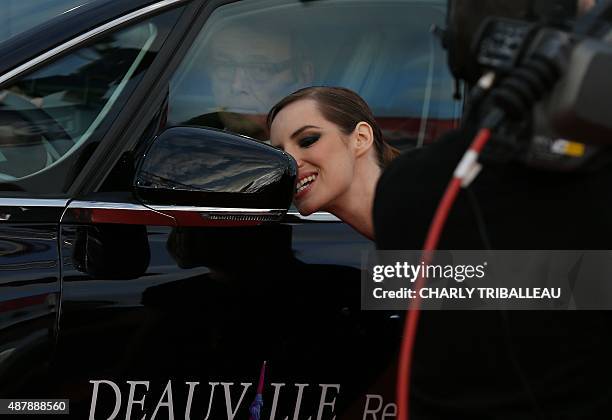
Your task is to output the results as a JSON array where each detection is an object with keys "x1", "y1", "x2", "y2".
[{"x1": 0, "y1": 0, "x2": 459, "y2": 418}]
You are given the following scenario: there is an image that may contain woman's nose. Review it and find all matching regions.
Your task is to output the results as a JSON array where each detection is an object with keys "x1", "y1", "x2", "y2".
[
  {"x1": 291, "y1": 154, "x2": 305, "y2": 169},
  {"x1": 286, "y1": 147, "x2": 303, "y2": 167}
]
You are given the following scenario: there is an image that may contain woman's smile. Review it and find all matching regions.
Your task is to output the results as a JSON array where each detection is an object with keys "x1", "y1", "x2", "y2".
[{"x1": 295, "y1": 172, "x2": 318, "y2": 200}]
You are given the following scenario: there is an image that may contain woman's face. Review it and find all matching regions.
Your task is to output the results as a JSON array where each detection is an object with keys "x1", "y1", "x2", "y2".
[{"x1": 269, "y1": 99, "x2": 356, "y2": 215}]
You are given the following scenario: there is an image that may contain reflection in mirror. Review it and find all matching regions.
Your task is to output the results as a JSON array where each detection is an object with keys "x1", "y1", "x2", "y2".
[{"x1": 134, "y1": 127, "x2": 296, "y2": 209}]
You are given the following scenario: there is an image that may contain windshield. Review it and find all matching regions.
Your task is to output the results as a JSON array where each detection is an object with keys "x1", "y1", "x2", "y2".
[{"x1": 0, "y1": 0, "x2": 91, "y2": 44}]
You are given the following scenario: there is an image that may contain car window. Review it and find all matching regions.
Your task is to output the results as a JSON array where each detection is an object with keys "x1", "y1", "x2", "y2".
[
  {"x1": 0, "y1": 0, "x2": 89, "y2": 44},
  {"x1": 168, "y1": 0, "x2": 461, "y2": 150},
  {"x1": 0, "y1": 7, "x2": 182, "y2": 193}
]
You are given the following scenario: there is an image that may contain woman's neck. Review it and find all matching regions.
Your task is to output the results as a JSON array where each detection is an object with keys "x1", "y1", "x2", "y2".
[{"x1": 327, "y1": 160, "x2": 381, "y2": 240}]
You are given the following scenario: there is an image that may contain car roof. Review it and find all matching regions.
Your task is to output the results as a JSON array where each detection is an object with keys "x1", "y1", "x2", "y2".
[{"x1": 0, "y1": 0, "x2": 177, "y2": 80}]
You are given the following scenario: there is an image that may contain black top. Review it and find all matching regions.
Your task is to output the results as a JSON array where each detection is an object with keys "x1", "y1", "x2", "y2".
[{"x1": 373, "y1": 128, "x2": 612, "y2": 419}]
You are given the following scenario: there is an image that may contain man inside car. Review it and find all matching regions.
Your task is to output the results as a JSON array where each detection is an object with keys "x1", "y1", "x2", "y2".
[{"x1": 185, "y1": 22, "x2": 313, "y2": 140}]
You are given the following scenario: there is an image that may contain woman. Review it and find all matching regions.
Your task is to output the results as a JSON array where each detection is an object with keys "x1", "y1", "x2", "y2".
[{"x1": 267, "y1": 86, "x2": 399, "y2": 239}]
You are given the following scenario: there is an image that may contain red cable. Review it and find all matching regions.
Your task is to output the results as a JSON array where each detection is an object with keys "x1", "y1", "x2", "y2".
[{"x1": 396, "y1": 128, "x2": 492, "y2": 420}]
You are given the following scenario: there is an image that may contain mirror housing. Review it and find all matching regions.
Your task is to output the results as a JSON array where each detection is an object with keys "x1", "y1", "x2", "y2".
[{"x1": 134, "y1": 127, "x2": 296, "y2": 226}]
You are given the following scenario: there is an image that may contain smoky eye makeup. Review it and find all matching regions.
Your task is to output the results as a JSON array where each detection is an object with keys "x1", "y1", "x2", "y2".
[{"x1": 298, "y1": 135, "x2": 320, "y2": 148}]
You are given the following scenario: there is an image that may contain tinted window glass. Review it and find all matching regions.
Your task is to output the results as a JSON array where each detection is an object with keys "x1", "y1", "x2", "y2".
[
  {"x1": 0, "y1": 0, "x2": 88, "y2": 44},
  {"x1": 0, "y1": 8, "x2": 182, "y2": 193},
  {"x1": 169, "y1": 0, "x2": 461, "y2": 149}
]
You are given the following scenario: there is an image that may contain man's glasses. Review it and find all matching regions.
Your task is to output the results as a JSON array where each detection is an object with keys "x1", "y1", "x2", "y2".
[{"x1": 208, "y1": 58, "x2": 294, "y2": 83}]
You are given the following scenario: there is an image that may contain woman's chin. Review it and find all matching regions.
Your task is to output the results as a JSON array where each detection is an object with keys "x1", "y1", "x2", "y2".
[{"x1": 296, "y1": 204, "x2": 316, "y2": 216}]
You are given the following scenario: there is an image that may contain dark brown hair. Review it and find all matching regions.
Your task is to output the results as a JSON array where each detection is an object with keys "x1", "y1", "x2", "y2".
[{"x1": 267, "y1": 86, "x2": 400, "y2": 168}]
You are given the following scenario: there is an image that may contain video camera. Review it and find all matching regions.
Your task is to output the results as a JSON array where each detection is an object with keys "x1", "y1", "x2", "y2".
[{"x1": 440, "y1": 0, "x2": 612, "y2": 169}]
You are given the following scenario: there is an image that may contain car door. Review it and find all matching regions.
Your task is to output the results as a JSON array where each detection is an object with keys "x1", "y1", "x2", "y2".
[{"x1": 57, "y1": 1, "x2": 459, "y2": 419}]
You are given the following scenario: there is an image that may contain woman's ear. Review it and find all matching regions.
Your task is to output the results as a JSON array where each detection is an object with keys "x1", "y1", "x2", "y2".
[{"x1": 353, "y1": 122, "x2": 375, "y2": 158}]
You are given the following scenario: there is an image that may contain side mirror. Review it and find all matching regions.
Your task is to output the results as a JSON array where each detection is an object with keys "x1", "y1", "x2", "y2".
[{"x1": 134, "y1": 127, "x2": 296, "y2": 226}]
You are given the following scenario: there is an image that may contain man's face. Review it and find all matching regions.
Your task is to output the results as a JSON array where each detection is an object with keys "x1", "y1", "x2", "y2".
[{"x1": 208, "y1": 26, "x2": 302, "y2": 114}]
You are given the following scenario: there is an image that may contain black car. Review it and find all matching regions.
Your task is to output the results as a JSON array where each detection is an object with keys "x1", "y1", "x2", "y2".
[{"x1": 0, "y1": 0, "x2": 459, "y2": 418}]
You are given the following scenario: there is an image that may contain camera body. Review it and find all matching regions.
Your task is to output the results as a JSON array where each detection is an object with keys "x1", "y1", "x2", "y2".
[
  {"x1": 445, "y1": 0, "x2": 577, "y2": 84},
  {"x1": 443, "y1": 0, "x2": 612, "y2": 157}
]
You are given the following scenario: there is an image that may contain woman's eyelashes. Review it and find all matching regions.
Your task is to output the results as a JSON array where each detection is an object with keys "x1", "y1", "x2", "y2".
[{"x1": 298, "y1": 135, "x2": 320, "y2": 148}]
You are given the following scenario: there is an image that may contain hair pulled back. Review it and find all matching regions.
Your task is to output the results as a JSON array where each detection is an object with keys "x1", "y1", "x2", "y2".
[{"x1": 267, "y1": 86, "x2": 399, "y2": 168}]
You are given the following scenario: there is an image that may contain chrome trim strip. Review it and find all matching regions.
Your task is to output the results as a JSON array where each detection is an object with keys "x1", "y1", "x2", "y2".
[
  {"x1": 285, "y1": 211, "x2": 341, "y2": 222},
  {"x1": 64, "y1": 202, "x2": 338, "y2": 221},
  {"x1": 67, "y1": 201, "x2": 150, "y2": 210},
  {"x1": 0, "y1": 198, "x2": 69, "y2": 207},
  {"x1": 0, "y1": 0, "x2": 187, "y2": 86},
  {"x1": 150, "y1": 206, "x2": 286, "y2": 215},
  {"x1": 67, "y1": 202, "x2": 287, "y2": 217}
]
